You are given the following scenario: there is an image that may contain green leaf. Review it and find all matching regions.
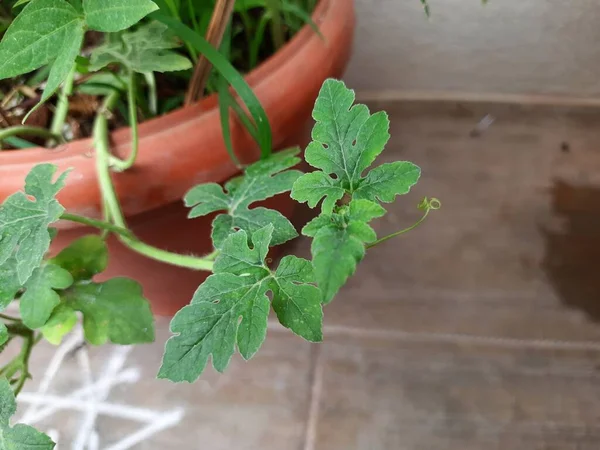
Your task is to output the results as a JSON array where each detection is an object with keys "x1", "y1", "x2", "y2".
[
  {"x1": 353, "y1": 161, "x2": 421, "y2": 203},
  {"x1": 20, "y1": 263, "x2": 73, "y2": 329},
  {"x1": 159, "y1": 225, "x2": 322, "y2": 382},
  {"x1": 0, "y1": 325, "x2": 6, "y2": 347},
  {"x1": 303, "y1": 199, "x2": 385, "y2": 303},
  {"x1": 62, "y1": 278, "x2": 154, "y2": 345},
  {"x1": 270, "y1": 256, "x2": 322, "y2": 342},
  {"x1": 0, "y1": 0, "x2": 83, "y2": 80},
  {"x1": 83, "y1": 0, "x2": 158, "y2": 32},
  {"x1": 89, "y1": 21, "x2": 192, "y2": 74},
  {"x1": 0, "y1": 260, "x2": 21, "y2": 312},
  {"x1": 291, "y1": 79, "x2": 421, "y2": 213},
  {"x1": 289, "y1": 171, "x2": 344, "y2": 214},
  {"x1": 41, "y1": 304, "x2": 77, "y2": 345},
  {"x1": 0, "y1": 378, "x2": 55, "y2": 449},
  {"x1": 50, "y1": 235, "x2": 108, "y2": 281},
  {"x1": 39, "y1": 23, "x2": 84, "y2": 105},
  {"x1": 185, "y1": 149, "x2": 301, "y2": 248},
  {"x1": 0, "y1": 164, "x2": 69, "y2": 285}
]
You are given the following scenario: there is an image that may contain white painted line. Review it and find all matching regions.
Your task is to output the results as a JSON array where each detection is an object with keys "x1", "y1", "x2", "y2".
[
  {"x1": 21, "y1": 330, "x2": 84, "y2": 423},
  {"x1": 104, "y1": 409, "x2": 185, "y2": 450},
  {"x1": 74, "y1": 346, "x2": 132, "y2": 450},
  {"x1": 17, "y1": 394, "x2": 178, "y2": 423},
  {"x1": 23, "y1": 369, "x2": 140, "y2": 425}
]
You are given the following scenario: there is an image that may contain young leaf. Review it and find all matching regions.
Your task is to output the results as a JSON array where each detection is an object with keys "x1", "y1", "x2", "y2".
[
  {"x1": 20, "y1": 263, "x2": 73, "y2": 329},
  {"x1": 0, "y1": 0, "x2": 83, "y2": 80},
  {"x1": 0, "y1": 164, "x2": 69, "y2": 285},
  {"x1": 303, "y1": 199, "x2": 386, "y2": 303},
  {"x1": 159, "y1": 225, "x2": 322, "y2": 383},
  {"x1": 83, "y1": 0, "x2": 158, "y2": 32},
  {"x1": 41, "y1": 304, "x2": 77, "y2": 345},
  {"x1": 291, "y1": 79, "x2": 421, "y2": 213},
  {"x1": 0, "y1": 378, "x2": 55, "y2": 449},
  {"x1": 185, "y1": 149, "x2": 302, "y2": 248},
  {"x1": 89, "y1": 21, "x2": 192, "y2": 73},
  {"x1": 62, "y1": 278, "x2": 154, "y2": 345},
  {"x1": 50, "y1": 235, "x2": 108, "y2": 281}
]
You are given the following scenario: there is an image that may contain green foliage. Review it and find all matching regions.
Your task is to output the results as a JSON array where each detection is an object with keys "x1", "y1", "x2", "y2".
[
  {"x1": 159, "y1": 224, "x2": 322, "y2": 382},
  {"x1": 0, "y1": 73, "x2": 433, "y2": 447},
  {"x1": 41, "y1": 304, "x2": 77, "y2": 345},
  {"x1": 20, "y1": 263, "x2": 73, "y2": 329},
  {"x1": 0, "y1": 0, "x2": 84, "y2": 112},
  {"x1": 0, "y1": 378, "x2": 55, "y2": 449},
  {"x1": 0, "y1": 164, "x2": 69, "y2": 285},
  {"x1": 292, "y1": 79, "x2": 421, "y2": 303},
  {"x1": 0, "y1": 0, "x2": 83, "y2": 80},
  {"x1": 53, "y1": 236, "x2": 155, "y2": 345},
  {"x1": 292, "y1": 79, "x2": 420, "y2": 213},
  {"x1": 62, "y1": 278, "x2": 154, "y2": 345},
  {"x1": 82, "y1": 0, "x2": 158, "y2": 32},
  {"x1": 90, "y1": 21, "x2": 192, "y2": 74},
  {"x1": 185, "y1": 148, "x2": 301, "y2": 248}
]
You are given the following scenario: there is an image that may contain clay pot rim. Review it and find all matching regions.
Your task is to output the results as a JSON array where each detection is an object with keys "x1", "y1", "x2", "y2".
[{"x1": 0, "y1": 0, "x2": 334, "y2": 166}]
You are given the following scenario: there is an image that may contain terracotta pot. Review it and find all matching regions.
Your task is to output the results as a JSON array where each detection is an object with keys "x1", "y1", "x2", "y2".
[{"x1": 0, "y1": 0, "x2": 355, "y2": 316}]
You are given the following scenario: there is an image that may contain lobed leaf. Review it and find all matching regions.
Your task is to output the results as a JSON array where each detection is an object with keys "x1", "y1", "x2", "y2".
[
  {"x1": 20, "y1": 263, "x2": 73, "y2": 329},
  {"x1": 0, "y1": 164, "x2": 69, "y2": 285},
  {"x1": 0, "y1": 378, "x2": 55, "y2": 449},
  {"x1": 83, "y1": 0, "x2": 158, "y2": 32},
  {"x1": 159, "y1": 225, "x2": 322, "y2": 382},
  {"x1": 291, "y1": 79, "x2": 421, "y2": 213},
  {"x1": 89, "y1": 21, "x2": 192, "y2": 74},
  {"x1": 303, "y1": 199, "x2": 385, "y2": 303},
  {"x1": 47, "y1": 236, "x2": 154, "y2": 345},
  {"x1": 185, "y1": 149, "x2": 302, "y2": 249},
  {"x1": 62, "y1": 278, "x2": 154, "y2": 345}
]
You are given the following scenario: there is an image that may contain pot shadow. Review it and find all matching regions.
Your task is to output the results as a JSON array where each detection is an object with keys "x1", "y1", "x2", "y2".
[{"x1": 541, "y1": 180, "x2": 600, "y2": 323}]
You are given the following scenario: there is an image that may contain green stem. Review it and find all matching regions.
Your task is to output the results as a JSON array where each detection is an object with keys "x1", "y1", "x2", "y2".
[
  {"x1": 109, "y1": 71, "x2": 139, "y2": 172},
  {"x1": 60, "y1": 213, "x2": 134, "y2": 239},
  {"x1": 0, "y1": 328, "x2": 38, "y2": 396},
  {"x1": 0, "y1": 313, "x2": 20, "y2": 322},
  {"x1": 93, "y1": 93, "x2": 214, "y2": 272},
  {"x1": 12, "y1": 332, "x2": 35, "y2": 396},
  {"x1": 366, "y1": 198, "x2": 441, "y2": 249},
  {"x1": 49, "y1": 63, "x2": 76, "y2": 140},
  {"x1": 0, "y1": 126, "x2": 64, "y2": 145}
]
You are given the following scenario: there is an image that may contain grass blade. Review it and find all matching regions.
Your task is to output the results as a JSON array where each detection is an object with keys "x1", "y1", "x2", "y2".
[{"x1": 150, "y1": 8, "x2": 273, "y2": 160}]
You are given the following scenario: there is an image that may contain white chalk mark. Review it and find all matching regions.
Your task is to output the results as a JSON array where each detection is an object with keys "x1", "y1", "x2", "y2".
[
  {"x1": 73, "y1": 346, "x2": 96, "y2": 450},
  {"x1": 17, "y1": 327, "x2": 184, "y2": 448},
  {"x1": 18, "y1": 393, "x2": 181, "y2": 423},
  {"x1": 21, "y1": 329, "x2": 84, "y2": 423},
  {"x1": 24, "y1": 369, "x2": 140, "y2": 425},
  {"x1": 302, "y1": 347, "x2": 324, "y2": 450},
  {"x1": 104, "y1": 409, "x2": 185, "y2": 450},
  {"x1": 88, "y1": 431, "x2": 99, "y2": 450},
  {"x1": 47, "y1": 429, "x2": 60, "y2": 449},
  {"x1": 74, "y1": 346, "x2": 132, "y2": 450}
]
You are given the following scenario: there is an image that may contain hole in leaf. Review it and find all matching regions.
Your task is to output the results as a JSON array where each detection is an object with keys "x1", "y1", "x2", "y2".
[{"x1": 352, "y1": 139, "x2": 357, "y2": 146}]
